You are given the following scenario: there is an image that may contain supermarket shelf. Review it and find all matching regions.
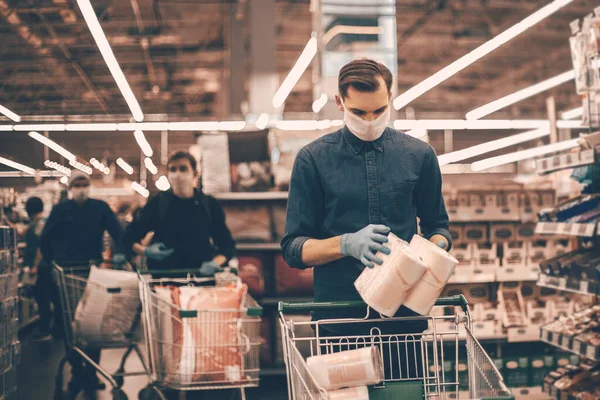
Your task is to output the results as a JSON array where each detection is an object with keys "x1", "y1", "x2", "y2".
[
  {"x1": 537, "y1": 274, "x2": 598, "y2": 296},
  {"x1": 213, "y1": 192, "x2": 288, "y2": 201},
  {"x1": 237, "y1": 243, "x2": 281, "y2": 251},
  {"x1": 259, "y1": 367, "x2": 287, "y2": 377},
  {"x1": 535, "y1": 221, "x2": 598, "y2": 237},
  {"x1": 540, "y1": 327, "x2": 599, "y2": 362},
  {"x1": 536, "y1": 148, "x2": 596, "y2": 175}
]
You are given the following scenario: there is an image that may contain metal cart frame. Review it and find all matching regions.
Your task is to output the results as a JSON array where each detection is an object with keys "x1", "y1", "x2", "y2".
[
  {"x1": 138, "y1": 269, "x2": 262, "y2": 400},
  {"x1": 53, "y1": 262, "x2": 149, "y2": 400},
  {"x1": 278, "y1": 295, "x2": 514, "y2": 400}
]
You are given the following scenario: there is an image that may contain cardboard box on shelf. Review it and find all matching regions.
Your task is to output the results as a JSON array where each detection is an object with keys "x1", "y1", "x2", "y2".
[
  {"x1": 520, "y1": 282, "x2": 536, "y2": 301},
  {"x1": 448, "y1": 224, "x2": 464, "y2": 245},
  {"x1": 503, "y1": 192, "x2": 521, "y2": 220},
  {"x1": 516, "y1": 223, "x2": 538, "y2": 241},
  {"x1": 497, "y1": 257, "x2": 534, "y2": 282},
  {"x1": 445, "y1": 192, "x2": 459, "y2": 220},
  {"x1": 455, "y1": 192, "x2": 473, "y2": 221},
  {"x1": 512, "y1": 386, "x2": 547, "y2": 400},
  {"x1": 498, "y1": 282, "x2": 527, "y2": 328},
  {"x1": 463, "y1": 224, "x2": 488, "y2": 244},
  {"x1": 503, "y1": 241, "x2": 528, "y2": 261},
  {"x1": 443, "y1": 283, "x2": 491, "y2": 305},
  {"x1": 526, "y1": 240, "x2": 555, "y2": 264},
  {"x1": 223, "y1": 204, "x2": 272, "y2": 242},
  {"x1": 451, "y1": 242, "x2": 473, "y2": 264},
  {"x1": 507, "y1": 325, "x2": 541, "y2": 342},
  {"x1": 470, "y1": 193, "x2": 485, "y2": 220},
  {"x1": 553, "y1": 239, "x2": 573, "y2": 257},
  {"x1": 473, "y1": 243, "x2": 498, "y2": 264},
  {"x1": 447, "y1": 264, "x2": 473, "y2": 284},
  {"x1": 470, "y1": 264, "x2": 497, "y2": 283},
  {"x1": 520, "y1": 191, "x2": 540, "y2": 222},
  {"x1": 490, "y1": 224, "x2": 516, "y2": 243},
  {"x1": 502, "y1": 356, "x2": 530, "y2": 387},
  {"x1": 540, "y1": 191, "x2": 556, "y2": 208}
]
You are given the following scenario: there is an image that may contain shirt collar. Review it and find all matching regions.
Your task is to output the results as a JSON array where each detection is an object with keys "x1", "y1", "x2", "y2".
[{"x1": 342, "y1": 125, "x2": 386, "y2": 154}]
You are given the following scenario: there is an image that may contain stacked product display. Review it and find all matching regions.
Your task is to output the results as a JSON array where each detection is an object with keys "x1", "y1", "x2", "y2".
[
  {"x1": 543, "y1": 359, "x2": 600, "y2": 400},
  {"x1": 0, "y1": 227, "x2": 20, "y2": 400}
]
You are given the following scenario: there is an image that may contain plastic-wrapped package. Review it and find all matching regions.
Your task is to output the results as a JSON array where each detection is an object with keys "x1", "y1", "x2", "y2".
[
  {"x1": 570, "y1": 32, "x2": 588, "y2": 94},
  {"x1": 327, "y1": 386, "x2": 370, "y2": 400},
  {"x1": 153, "y1": 286, "x2": 183, "y2": 383},
  {"x1": 275, "y1": 255, "x2": 314, "y2": 295},
  {"x1": 237, "y1": 256, "x2": 265, "y2": 296},
  {"x1": 73, "y1": 266, "x2": 140, "y2": 344},
  {"x1": 306, "y1": 346, "x2": 383, "y2": 391},
  {"x1": 403, "y1": 235, "x2": 459, "y2": 316},
  {"x1": 354, "y1": 234, "x2": 427, "y2": 317}
]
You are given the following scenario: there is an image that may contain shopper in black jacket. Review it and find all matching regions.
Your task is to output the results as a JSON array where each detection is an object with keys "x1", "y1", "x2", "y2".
[{"x1": 124, "y1": 150, "x2": 236, "y2": 275}]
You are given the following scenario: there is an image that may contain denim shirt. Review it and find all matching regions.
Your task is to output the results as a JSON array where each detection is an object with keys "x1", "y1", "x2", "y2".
[{"x1": 281, "y1": 126, "x2": 451, "y2": 322}]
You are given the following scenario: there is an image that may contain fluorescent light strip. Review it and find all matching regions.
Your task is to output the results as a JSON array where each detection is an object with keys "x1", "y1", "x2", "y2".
[
  {"x1": 393, "y1": 119, "x2": 551, "y2": 130},
  {"x1": 393, "y1": 0, "x2": 574, "y2": 110},
  {"x1": 471, "y1": 138, "x2": 580, "y2": 171},
  {"x1": 131, "y1": 181, "x2": 149, "y2": 198},
  {"x1": 273, "y1": 36, "x2": 318, "y2": 108},
  {"x1": 312, "y1": 94, "x2": 328, "y2": 113},
  {"x1": 0, "y1": 170, "x2": 64, "y2": 178},
  {"x1": 44, "y1": 160, "x2": 71, "y2": 176},
  {"x1": 14, "y1": 124, "x2": 66, "y2": 131},
  {"x1": 155, "y1": 175, "x2": 170, "y2": 191},
  {"x1": 218, "y1": 121, "x2": 247, "y2": 131},
  {"x1": 466, "y1": 70, "x2": 576, "y2": 120},
  {"x1": 28, "y1": 131, "x2": 76, "y2": 161},
  {"x1": 134, "y1": 130, "x2": 153, "y2": 157},
  {"x1": 0, "y1": 105, "x2": 21, "y2": 122},
  {"x1": 561, "y1": 107, "x2": 583, "y2": 120},
  {"x1": 255, "y1": 113, "x2": 270, "y2": 130},
  {"x1": 59, "y1": 176, "x2": 69, "y2": 184},
  {"x1": 168, "y1": 122, "x2": 220, "y2": 131},
  {"x1": 77, "y1": 0, "x2": 144, "y2": 122},
  {"x1": 117, "y1": 122, "x2": 169, "y2": 131},
  {"x1": 144, "y1": 157, "x2": 158, "y2": 175},
  {"x1": 116, "y1": 158, "x2": 134, "y2": 175},
  {"x1": 0, "y1": 125, "x2": 13, "y2": 131},
  {"x1": 438, "y1": 127, "x2": 550, "y2": 166},
  {"x1": 69, "y1": 160, "x2": 93, "y2": 175},
  {"x1": 0, "y1": 156, "x2": 35, "y2": 175},
  {"x1": 66, "y1": 123, "x2": 118, "y2": 131}
]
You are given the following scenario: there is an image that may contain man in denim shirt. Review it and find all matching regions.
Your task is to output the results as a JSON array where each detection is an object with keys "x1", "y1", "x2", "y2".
[{"x1": 281, "y1": 59, "x2": 451, "y2": 368}]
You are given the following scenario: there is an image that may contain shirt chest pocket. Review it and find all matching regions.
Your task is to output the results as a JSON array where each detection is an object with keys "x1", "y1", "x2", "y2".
[{"x1": 383, "y1": 180, "x2": 417, "y2": 218}]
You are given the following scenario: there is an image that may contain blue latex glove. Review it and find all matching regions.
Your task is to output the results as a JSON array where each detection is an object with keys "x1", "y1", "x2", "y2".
[
  {"x1": 199, "y1": 261, "x2": 222, "y2": 277},
  {"x1": 112, "y1": 253, "x2": 127, "y2": 266},
  {"x1": 436, "y1": 240, "x2": 448, "y2": 250},
  {"x1": 144, "y1": 243, "x2": 174, "y2": 261},
  {"x1": 341, "y1": 224, "x2": 391, "y2": 268}
]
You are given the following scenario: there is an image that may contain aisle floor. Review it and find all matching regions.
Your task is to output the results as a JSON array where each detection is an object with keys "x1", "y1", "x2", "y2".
[{"x1": 18, "y1": 332, "x2": 287, "y2": 400}]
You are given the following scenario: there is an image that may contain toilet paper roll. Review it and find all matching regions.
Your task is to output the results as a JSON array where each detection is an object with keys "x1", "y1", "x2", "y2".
[
  {"x1": 403, "y1": 235, "x2": 459, "y2": 315},
  {"x1": 328, "y1": 386, "x2": 370, "y2": 400},
  {"x1": 306, "y1": 347, "x2": 383, "y2": 391},
  {"x1": 354, "y1": 234, "x2": 427, "y2": 317}
]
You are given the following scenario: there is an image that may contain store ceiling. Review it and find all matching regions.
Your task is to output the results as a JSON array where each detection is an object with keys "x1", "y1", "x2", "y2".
[{"x1": 0, "y1": 0, "x2": 597, "y2": 120}]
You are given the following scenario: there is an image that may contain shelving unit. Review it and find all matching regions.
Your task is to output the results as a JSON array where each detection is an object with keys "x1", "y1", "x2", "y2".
[
  {"x1": 535, "y1": 148, "x2": 597, "y2": 175},
  {"x1": 540, "y1": 328, "x2": 600, "y2": 362},
  {"x1": 537, "y1": 274, "x2": 598, "y2": 296},
  {"x1": 535, "y1": 221, "x2": 598, "y2": 237}
]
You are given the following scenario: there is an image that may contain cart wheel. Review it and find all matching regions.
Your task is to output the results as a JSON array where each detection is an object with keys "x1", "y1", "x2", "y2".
[
  {"x1": 138, "y1": 386, "x2": 161, "y2": 400},
  {"x1": 113, "y1": 374, "x2": 124, "y2": 388},
  {"x1": 112, "y1": 389, "x2": 128, "y2": 400}
]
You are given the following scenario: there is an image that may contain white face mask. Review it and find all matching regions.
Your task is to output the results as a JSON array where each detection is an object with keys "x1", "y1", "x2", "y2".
[
  {"x1": 168, "y1": 170, "x2": 195, "y2": 195},
  {"x1": 70, "y1": 187, "x2": 90, "y2": 203},
  {"x1": 343, "y1": 105, "x2": 391, "y2": 142}
]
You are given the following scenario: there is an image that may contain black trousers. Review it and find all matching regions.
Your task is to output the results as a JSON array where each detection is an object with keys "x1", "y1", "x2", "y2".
[{"x1": 34, "y1": 265, "x2": 61, "y2": 334}]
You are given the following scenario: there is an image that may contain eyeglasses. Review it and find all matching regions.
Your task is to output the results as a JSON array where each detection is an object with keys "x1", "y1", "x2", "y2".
[{"x1": 168, "y1": 165, "x2": 190, "y2": 173}]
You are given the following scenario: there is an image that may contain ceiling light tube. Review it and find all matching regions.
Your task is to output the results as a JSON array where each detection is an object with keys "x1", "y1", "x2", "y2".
[
  {"x1": 134, "y1": 130, "x2": 153, "y2": 157},
  {"x1": 275, "y1": 120, "x2": 319, "y2": 131},
  {"x1": 556, "y1": 120, "x2": 585, "y2": 129},
  {"x1": 66, "y1": 123, "x2": 118, "y2": 131},
  {"x1": 69, "y1": 160, "x2": 93, "y2": 175},
  {"x1": 466, "y1": 70, "x2": 576, "y2": 120},
  {"x1": 117, "y1": 122, "x2": 169, "y2": 131},
  {"x1": 168, "y1": 121, "x2": 220, "y2": 131},
  {"x1": 0, "y1": 156, "x2": 35, "y2": 175},
  {"x1": 0, "y1": 105, "x2": 21, "y2": 122},
  {"x1": 144, "y1": 157, "x2": 158, "y2": 175},
  {"x1": 77, "y1": 0, "x2": 144, "y2": 122},
  {"x1": 393, "y1": 0, "x2": 574, "y2": 110},
  {"x1": 155, "y1": 175, "x2": 170, "y2": 191},
  {"x1": 470, "y1": 138, "x2": 580, "y2": 171},
  {"x1": 116, "y1": 158, "x2": 134, "y2": 175},
  {"x1": 218, "y1": 121, "x2": 247, "y2": 131},
  {"x1": 273, "y1": 36, "x2": 318, "y2": 108},
  {"x1": 438, "y1": 127, "x2": 550, "y2": 166},
  {"x1": 255, "y1": 113, "x2": 270, "y2": 130},
  {"x1": 59, "y1": 176, "x2": 69, "y2": 184},
  {"x1": 0, "y1": 125, "x2": 13, "y2": 131},
  {"x1": 14, "y1": 124, "x2": 66, "y2": 131},
  {"x1": 131, "y1": 181, "x2": 149, "y2": 198},
  {"x1": 0, "y1": 170, "x2": 64, "y2": 178},
  {"x1": 312, "y1": 94, "x2": 328, "y2": 113},
  {"x1": 28, "y1": 131, "x2": 76, "y2": 161},
  {"x1": 561, "y1": 107, "x2": 583, "y2": 120}
]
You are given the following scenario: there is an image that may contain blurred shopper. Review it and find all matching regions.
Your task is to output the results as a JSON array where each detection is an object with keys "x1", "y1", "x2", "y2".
[
  {"x1": 22, "y1": 197, "x2": 54, "y2": 341},
  {"x1": 39, "y1": 172, "x2": 126, "y2": 393},
  {"x1": 281, "y1": 58, "x2": 452, "y2": 378},
  {"x1": 124, "y1": 150, "x2": 236, "y2": 275},
  {"x1": 124, "y1": 150, "x2": 236, "y2": 400}
]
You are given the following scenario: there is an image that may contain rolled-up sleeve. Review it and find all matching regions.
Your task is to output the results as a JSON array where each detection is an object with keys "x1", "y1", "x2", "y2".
[
  {"x1": 415, "y1": 146, "x2": 452, "y2": 250},
  {"x1": 281, "y1": 149, "x2": 324, "y2": 269}
]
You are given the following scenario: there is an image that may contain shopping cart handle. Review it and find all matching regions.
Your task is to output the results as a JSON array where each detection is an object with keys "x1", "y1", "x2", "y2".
[
  {"x1": 279, "y1": 295, "x2": 469, "y2": 313},
  {"x1": 434, "y1": 295, "x2": 469, "y2": 312},
  {"x1": 138, "y1": 268, "x2": 206, "y2": 276}
]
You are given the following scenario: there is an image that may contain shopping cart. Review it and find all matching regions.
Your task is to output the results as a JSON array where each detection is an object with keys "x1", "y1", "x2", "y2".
[
  {"x1": 138, "y1": 268, "x2": 262, "y2": 400},
  {"x1": 53, "y1": 261, "x2": 149, "y2": 400},
  {"x1": 278, "y1": 295, "x2": 514, "y2": 400}
]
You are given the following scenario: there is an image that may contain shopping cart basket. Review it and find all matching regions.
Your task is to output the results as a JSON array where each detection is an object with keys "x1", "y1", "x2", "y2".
[
  {"x1": 278, "y1": 295, "x2": 514, "y2": 400},
  {"x1": 138, "y1": 268, "x2": 262, "y2": 400},
  {"x1": 53, "y1": 262, "x2": 148, "y2": 400}
]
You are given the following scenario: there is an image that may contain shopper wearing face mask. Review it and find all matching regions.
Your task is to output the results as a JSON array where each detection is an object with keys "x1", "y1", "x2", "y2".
[
  {"x1": 124, "y1": 150, "x2": 236, "y2": 275},
  {"x1": 281, "y1": 58, "x2": 452, "y2": 377},
  {"x1": 39, "y1": 171, "x2": 126, "y2": 393}
]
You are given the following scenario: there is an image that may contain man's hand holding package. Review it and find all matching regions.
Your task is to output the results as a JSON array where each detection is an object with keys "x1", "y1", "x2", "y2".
[
  {"x1": 429, "y1": 234, "x2": 448, "y2": 250},
  {"x1": 341, "y1": 224, "x2": 391, "y2": 268}
]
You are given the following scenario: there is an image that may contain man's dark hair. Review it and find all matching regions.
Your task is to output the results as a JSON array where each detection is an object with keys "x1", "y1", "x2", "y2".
[
  {"x1": 167, "y1": 150, "x2": 197, "y2": 173},
  {"x1": 25, "y1": 197, "x2": 44, "y2": 217},
  {"x1": 338, "y1": 58, "x2": 393, "y2": 99}
]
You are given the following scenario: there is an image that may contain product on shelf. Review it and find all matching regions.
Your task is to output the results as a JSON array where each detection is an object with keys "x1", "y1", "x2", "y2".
[
  {"x1": 543, "y1": 359, "x2": 600, "y2": 400},
  {"x1": 236, "y1": 255, "x2": 265, "y2": 296},
  {"x1": 275, "y1": 255, "x2": 313, "y2": 295},
  {"x1": 541, "y1": 305, "x2": 600, "y2": 361},
  {"x1": 222, "y1": 204, "x2": 272, "y2": 243},
  {"x1": 498, "y1": 283, "x2": 527, "y2": 328}
]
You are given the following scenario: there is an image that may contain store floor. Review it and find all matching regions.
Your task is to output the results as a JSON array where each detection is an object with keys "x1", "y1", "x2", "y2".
[{"x1": 18, "y1": 331, "x2": 287, "y2": 400}]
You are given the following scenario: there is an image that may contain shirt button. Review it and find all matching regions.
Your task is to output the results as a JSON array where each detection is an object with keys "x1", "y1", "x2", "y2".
[{"x1": 368, "y1": 161, "x2": 373, "y2": 165}]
